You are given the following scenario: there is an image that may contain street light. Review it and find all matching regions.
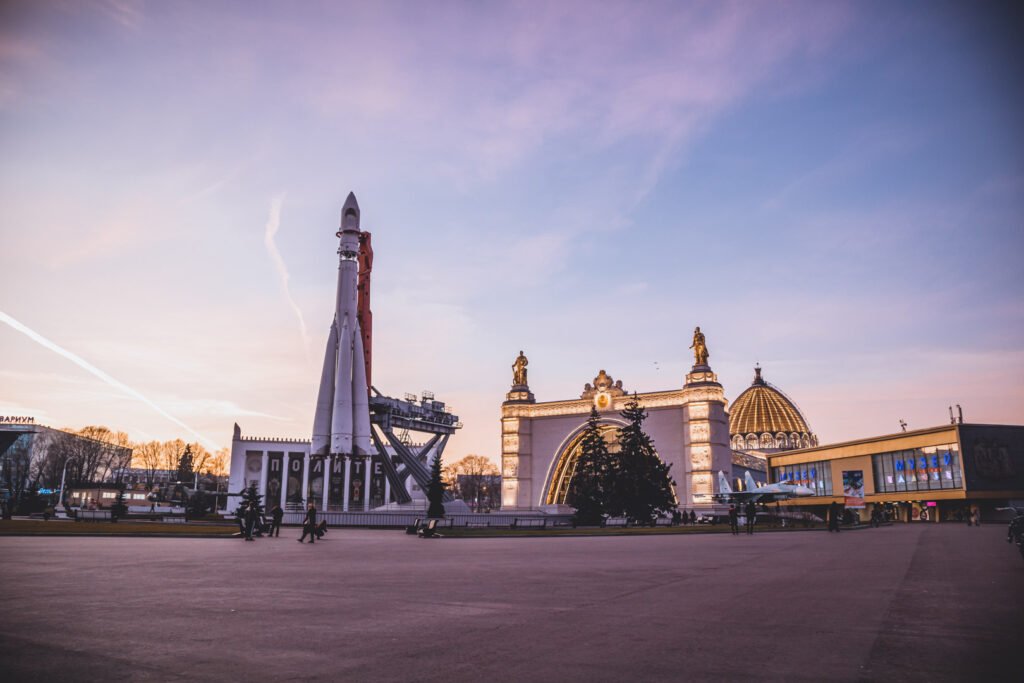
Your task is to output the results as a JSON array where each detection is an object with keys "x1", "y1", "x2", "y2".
[{"x1": 57, "y1": 455, "x2": 80, "y2": 512}]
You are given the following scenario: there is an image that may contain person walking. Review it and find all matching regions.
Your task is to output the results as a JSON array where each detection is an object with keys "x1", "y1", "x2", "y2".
[
  {"x1": 244, "y1": 502, "x2": 259, "y2": 541},
  {"x1": 728, "y1": 504, "x2": 739, "y2": 535},
  {"x1": 828, "y1": 501, "x2": 841, "y2": 532},
  {"x1": 689, "y1": 510, "x2": 697, "y2": 525},
  {"x1": 298, "y1": 502, "x2": 317, "y2": 544},
  {"x1": 744, "y1": 501, "x2": 757, "y2": 535},
  {"x1": 270, "y1": 504, "x2": 284, "y2": 537}
]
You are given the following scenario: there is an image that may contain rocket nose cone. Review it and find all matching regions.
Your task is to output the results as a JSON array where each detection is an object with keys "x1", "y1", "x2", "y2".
[{"x1": 340, "y1": 192, "x2": 360, "y2": 232}]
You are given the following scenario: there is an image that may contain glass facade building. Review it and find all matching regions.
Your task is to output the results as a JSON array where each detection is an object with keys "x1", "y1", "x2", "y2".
[
  {"x1": 871, "y1": 443, "x2": 962, "y2": 493},
  {"x1": 771, "y1": 460, "x2": 833, "y2": 496}
]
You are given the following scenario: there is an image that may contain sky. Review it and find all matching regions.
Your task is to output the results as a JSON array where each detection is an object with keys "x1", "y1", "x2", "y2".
[{"x1": 1, "y1": 0, "x2": 1022, "y2": 463}]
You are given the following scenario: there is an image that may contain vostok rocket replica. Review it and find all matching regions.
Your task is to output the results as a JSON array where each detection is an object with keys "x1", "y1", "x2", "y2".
[{"x1": 311, "y1": 192, "x2": 374, "y2": 458}]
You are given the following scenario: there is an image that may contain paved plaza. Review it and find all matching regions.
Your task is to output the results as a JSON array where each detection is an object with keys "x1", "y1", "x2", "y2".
[{"x1": 1, "y1": 524, "x2": 1021, "y2": 682}]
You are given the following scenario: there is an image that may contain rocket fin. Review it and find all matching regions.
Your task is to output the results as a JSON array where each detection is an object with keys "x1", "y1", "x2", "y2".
[
  {"x1": 311, "y1": 319, "x2": 338, "y2": 456},
  {"x1": 352, "y1": 318, "x2": 372, "y2": 456},
  {"x1": 331, "y1": 315, "x2": 354, "y2": 454}
]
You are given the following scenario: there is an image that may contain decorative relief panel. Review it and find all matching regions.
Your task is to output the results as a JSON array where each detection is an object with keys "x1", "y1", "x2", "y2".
[
  {"x1": 689, "y1": 423, "x2": 710, "y2": 443},
  {"x1": 691, "y1": 472, "x2": 713, "y2": 494},
  {"x1": 502, "y1": 418, "x2": 520, "y2": 434},
  {"x1": 689, "y1": 447, "x2": 711, "y2": 470},
  {"x1": 681, "y1": 387, "x2": 726, "y2": 403},
  {"x1": 688, "y1": 404, "x2": 709, "y2": 421},
  {"x1": 502, "y1": 434, "x2": 519, "y2": 453},
  {"x1": 502, "y1": 457, "x2": 518, "y2": 477}
]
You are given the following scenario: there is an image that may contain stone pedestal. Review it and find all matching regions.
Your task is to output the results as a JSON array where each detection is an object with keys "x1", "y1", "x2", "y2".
[
  {"x1": 680, "y1": 364, "x2": 732, "y2": 507},
  {"x1": 501, "y1": 384, "x2": 535, "y2": 509}
]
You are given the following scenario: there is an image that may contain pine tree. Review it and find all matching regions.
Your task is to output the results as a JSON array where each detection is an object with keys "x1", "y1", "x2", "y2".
[
  {"x1": 613, "y1": 397, "x2": 677, "y2": 525},
  {"x1": 234, "y1": 482, "x2": 264, "y2": 519},
  {"x1": 568, "y1": 406, "x2": 611, "y2": 525},
  {"x1": 112, "y1": 486, "x2": 127, "y2": 522},
  {"x1": 426, "y1": 453, "x2": 447, "y2": 518},
  {"x1": 176, "y1": 445, "x2": 195, "y2": 483}
]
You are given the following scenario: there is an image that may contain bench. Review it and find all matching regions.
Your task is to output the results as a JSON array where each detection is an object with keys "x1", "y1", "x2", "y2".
[
  {"x1": 162, "y1": 515, "x2": 187, "y2": 524},
  {"x1": 466, "y1": 521, "x2": 490, "y2": 528},
  {"x1": 418, "y1": 519, "x2": 442, "y2": 538},
  {"x1": 602, "y1": 517, "x2": 629, "y2": 528},
  {"x1": 654, "y1": 517, "x2": 674, "y2": 526},
  {"x1": 76, "y1": 509, "x2": 113, "y2": 521},
  {"x1": 511, "y1": 518, "x2": 546, "y2": 529}
]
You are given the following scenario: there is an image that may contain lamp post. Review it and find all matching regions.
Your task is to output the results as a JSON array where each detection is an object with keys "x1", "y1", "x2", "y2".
[{"x1": 57, "y1": 456, "x2": 80, "y2": 511}]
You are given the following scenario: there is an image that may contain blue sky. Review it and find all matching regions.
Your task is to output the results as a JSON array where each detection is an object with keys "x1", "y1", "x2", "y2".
[{"x1": 1, "y1": 1, "x2": 1021, "y2": 460}]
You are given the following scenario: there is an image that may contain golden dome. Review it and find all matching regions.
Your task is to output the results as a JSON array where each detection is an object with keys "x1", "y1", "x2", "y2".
[{"x1": 729, "y1": 365, "x2": 816, "y2": 451}]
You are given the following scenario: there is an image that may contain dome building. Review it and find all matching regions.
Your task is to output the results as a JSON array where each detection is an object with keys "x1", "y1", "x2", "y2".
[{"x1": 729, "y1": 365, "x2": 817, "y2": 453}]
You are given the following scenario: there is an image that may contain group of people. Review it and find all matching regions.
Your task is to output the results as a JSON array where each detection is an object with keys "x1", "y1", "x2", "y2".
[
  {"x1": 238, "y1": 501, "x2": 327, "y2": 543},
  {"x1": 239, "y1": 502, "x2": 284, "y2": 541},
  {"x1": 728, "y1": 501, "x2": 758, "y2": 535},
  {"x1": 671, "y1": 509, "x2": 699, "y2": 525}
]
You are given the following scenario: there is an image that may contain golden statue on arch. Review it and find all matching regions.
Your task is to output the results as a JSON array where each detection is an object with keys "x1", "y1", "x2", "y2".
[
  {"x1": 690, "y1": 326, "x2": 709, "y2": 366},
  {"x1": 512, "y1": 350, "x2": 529, "y2": 386}
]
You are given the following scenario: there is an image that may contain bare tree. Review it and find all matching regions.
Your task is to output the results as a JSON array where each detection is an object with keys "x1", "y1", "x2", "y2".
[
  {"x1": 204, "y1": 448, "x2": 229, "y2": 476},
  {"x1": 160, "y1": 439, "x2": 186, "y2": 475},
  {"x1": 133, "y1": 440, "x2": 163, "y2": 489},
  {"x1": 446, "y1": 455, "x2": 500, "y2": 511},
  {"x1": 190, "y1": 443, "x2": 212, "y2": 477}
]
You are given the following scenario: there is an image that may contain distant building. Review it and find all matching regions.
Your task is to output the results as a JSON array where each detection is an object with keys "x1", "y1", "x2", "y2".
[
  {"x1": 767, "y1": 422, "x2": 1024, "y2": 522},
  {"x1": 1, "y1": 417, "x2": 133, "y2": 501}
]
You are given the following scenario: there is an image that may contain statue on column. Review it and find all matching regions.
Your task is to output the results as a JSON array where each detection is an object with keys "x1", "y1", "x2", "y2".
[
  {"x1": 512, "y1": 350, "x2": 529, "y2": 386},
  {"x1": 690, "y1": 327, "x2": 709, "y2": 366}
]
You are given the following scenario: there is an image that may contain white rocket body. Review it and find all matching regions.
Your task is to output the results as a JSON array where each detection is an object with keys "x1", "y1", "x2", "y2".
[{"x1": 312, "y1": 192, "x2": 372, "y2": 457}]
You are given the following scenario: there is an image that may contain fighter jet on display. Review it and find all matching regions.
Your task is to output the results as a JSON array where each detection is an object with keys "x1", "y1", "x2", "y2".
[{"x1": 713, "y1": 471, "x2": 816, "y2": 503}]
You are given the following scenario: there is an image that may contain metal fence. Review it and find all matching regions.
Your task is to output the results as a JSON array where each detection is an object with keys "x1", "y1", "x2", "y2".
[{"x1": 281, "y1": 510, "x2": 573, "y2": 528}]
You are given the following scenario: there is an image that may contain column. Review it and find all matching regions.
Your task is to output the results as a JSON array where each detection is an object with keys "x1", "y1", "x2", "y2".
[
  {"x1": 258, "y1": 452, "x2": 269, "y2": 501},
  {"x1": 301, "y1": 453, "x2": 311, "y2": 506},
  {"x1": 280, "y1": 456, "x2": 288, "y2": 509},
  {"x1": 322, "y1": 455, "x2": 331, "y2": 510},
  {"x1": 342, "y1": 456, "x2": 351, "y2": 512},
  {"x1": 384, "y1": 467, "x2": 391, "y2": 506}
]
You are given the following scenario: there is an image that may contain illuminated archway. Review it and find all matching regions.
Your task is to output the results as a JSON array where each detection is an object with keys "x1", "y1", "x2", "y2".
[{"x1": 544, "y1": 424, "x2": 622, "y2": 505}]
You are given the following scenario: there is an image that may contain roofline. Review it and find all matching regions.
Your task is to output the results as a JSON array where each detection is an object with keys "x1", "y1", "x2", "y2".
[
  {"x1": 766, "y1": 422, "x2": 1024, "y2": 460},
  {"x1": 519, "y1": 389, "x2": 685, "y2": 410}
]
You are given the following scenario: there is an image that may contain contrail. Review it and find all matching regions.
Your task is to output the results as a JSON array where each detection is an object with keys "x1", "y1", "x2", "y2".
[
  {"x1": 0, "y1": 310, "x2": 221, "y2": 451},
  {"x1": 263, "y1": 193, "x2": 311, "y2": 360}
]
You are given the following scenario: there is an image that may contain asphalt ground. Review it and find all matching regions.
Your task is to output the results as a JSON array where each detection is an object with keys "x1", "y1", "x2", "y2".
[{"x1": 0, "y1": 524, "x2": 1020, "y2": 682}]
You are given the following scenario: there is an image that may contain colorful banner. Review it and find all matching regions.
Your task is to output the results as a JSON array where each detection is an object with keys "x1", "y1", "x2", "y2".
[
  {"x1": 349, "y1": 456, "x2": 367, "y2": 510},
  {"x1": 266, "y1": 453, "x2": 284, "y2": 505},
  {"x1": 842, "y1": 470, "x2": 865, "y2": 508},
  {"x1": 328, "y1": 457, "x2": 345, "y2": 510},
  {"x1": 308, "y1": 457, "x2": 325, "y2": 504},
  {"x1": 286, "y1": 454, "x2": 304, "y2": 505},
  {"x1": 370, "y1": 456, "x2": 386, "y2": 509}
]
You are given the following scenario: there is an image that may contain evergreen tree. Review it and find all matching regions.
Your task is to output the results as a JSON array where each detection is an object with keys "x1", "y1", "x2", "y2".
[
  {"x1": 176, "y1": 445, "x2": 195, "y2": 483},
  {"x1": 426, "y1": 453, "x2": 447, "y2": 518},
  {"x1": 568, "y1": 407, "x2": 612, "y2": 525},
  {"x1": 612, "y1": 397, "x2": 677, "y2": 525},
  {"x1": 111, "y1": 486, "x2": 128, "y2": 522},
  {"x1": 234, "y1": 482, "x2": 264, "y2": 519}
]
